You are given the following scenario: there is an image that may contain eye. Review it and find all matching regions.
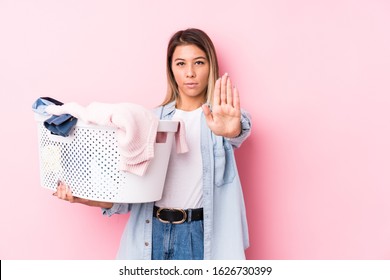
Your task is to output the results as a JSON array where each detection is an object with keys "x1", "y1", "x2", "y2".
[
  {"x1": 176, "y1": 62, "x2": 185, "y2": 66},
  {"x1": 195, "y1": 60, "x2": 205, "y2": 65}
]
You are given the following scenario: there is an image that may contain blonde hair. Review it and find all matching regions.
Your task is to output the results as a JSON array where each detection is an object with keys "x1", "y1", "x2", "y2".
[{"x1": 161, "y1": 28, "x2": 219, "y2": 106}]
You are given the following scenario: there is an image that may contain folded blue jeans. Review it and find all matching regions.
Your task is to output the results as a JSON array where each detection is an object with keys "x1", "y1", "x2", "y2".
[
  {"x1": 32, "y1": 97, "x2": 78, "y2": 137},
  {"x1": 43, "y1": 114, "x2": 78, "y2": 137}
]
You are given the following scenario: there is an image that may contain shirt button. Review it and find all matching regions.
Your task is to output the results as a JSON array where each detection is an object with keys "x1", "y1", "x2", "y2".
[
  {"x1": 146, "y1": 219, "x2": 150, "y2": 224},
  {"x1": 145, "y1": 242, "x2": 149, "y2": 246}
]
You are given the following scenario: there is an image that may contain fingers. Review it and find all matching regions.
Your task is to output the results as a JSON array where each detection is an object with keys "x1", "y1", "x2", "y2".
[
  {"x1": 226, "y1": 75, "x2": 233, "y2": 105},
  {"x1": 53, "y1": 181, "x2": 74, "y2": 202},
  {"x1": 233, "y1": 85, "x2": 241, "y2": 110},
  {"x1": 214, "y1": 73, "x2": 236, "y2": 107},
  {"x1": 202, "y1": 104, "x2": 213, "y2": 123},
  {"x1": 220, "y1": 73, "x2": 228, "y2": 104}
]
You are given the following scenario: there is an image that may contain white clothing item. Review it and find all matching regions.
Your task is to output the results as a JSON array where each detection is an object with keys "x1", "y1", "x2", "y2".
[{"x1": 155, "y1": 107, "x2": 203, "y2": 209}]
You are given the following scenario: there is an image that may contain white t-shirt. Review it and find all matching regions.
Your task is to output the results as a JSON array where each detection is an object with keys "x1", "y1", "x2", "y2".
[{"x1": 155, "y1": 107, "x2": 203, "y2": 209}]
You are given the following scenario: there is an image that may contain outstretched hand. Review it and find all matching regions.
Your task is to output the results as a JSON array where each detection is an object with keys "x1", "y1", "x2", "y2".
[{"x1": 202, "y1": 73, "x2": 241, "y2": 138}]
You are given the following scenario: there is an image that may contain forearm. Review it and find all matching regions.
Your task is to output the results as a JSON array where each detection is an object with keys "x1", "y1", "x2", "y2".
[
  {"x1": 53, "y1": 181, "x2": 114, "y2": 209},
  {"x1": 72, "y1": 197, "x2": 113, "y2": 209}
]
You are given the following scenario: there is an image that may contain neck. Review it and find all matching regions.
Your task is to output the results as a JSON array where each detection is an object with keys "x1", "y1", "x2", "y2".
[{"x1": 176, "y1": 97, "x2": 204, "y2": 111}]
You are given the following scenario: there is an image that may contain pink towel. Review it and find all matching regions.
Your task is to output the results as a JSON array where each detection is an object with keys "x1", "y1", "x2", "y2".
[{"x1": 46, "y1": 102, "x2": 159, "y2": 176}]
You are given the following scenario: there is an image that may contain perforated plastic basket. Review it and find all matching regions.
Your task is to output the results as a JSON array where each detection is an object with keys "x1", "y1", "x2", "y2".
[{"x1": 35, "y1": 114, "x2": 177, "y2": 203}]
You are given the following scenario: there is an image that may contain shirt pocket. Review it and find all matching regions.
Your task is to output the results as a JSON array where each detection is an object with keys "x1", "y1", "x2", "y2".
[{"x1": 214, "y1": 139, "x2": 236, "y2": 187}]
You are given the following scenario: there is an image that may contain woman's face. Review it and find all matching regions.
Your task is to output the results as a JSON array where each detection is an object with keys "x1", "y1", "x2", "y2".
[{"x1": 171, "y1": 44, "x2": 210, "y2": 109}]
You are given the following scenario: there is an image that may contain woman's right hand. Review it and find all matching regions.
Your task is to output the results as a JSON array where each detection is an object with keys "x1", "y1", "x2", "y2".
[
  {"x1": 53, "y1": 180, "x2": 77, "y2": 202},
  {"x1": 53, "y1": 181, "x2": 113, "y2": 209}
]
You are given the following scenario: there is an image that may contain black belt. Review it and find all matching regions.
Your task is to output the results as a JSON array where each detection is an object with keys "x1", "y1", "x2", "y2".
[{"x1": 153, "y1": 206, "x2": 203, "y2": 224}]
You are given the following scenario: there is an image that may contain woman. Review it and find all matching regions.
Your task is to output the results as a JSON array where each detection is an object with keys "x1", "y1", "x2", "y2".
[{"x1": 55, "y1": 28, "x2": 252, "y2": 260}]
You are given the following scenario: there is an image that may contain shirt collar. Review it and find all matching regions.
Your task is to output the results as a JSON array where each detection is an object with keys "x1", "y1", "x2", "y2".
[{"x1": 159, "y1": 100, "x2": 176, "y2": 119}]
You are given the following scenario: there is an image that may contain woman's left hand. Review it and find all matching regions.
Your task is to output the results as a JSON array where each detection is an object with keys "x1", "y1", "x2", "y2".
[{"x1": 202, "y1": 73, "x2": 241, "y2": 138}]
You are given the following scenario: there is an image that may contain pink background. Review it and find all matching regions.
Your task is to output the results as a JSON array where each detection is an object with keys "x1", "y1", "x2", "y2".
[{"x1": 1, "y1": 0, "x2": 390, "y2": 259}]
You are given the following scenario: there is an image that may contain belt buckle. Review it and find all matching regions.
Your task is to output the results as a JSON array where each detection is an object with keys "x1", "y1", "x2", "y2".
[{"x1": 156, "y1": 208, "x2": 187, "y2": 224}]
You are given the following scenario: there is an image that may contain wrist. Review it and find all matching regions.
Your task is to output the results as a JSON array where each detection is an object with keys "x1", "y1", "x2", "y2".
[
  {"x1": 227, "y1": 124, "x2": 242, "y2": 139},
  {"x1": 88, "y1": 200, "x2": 113, "y2": 209}
]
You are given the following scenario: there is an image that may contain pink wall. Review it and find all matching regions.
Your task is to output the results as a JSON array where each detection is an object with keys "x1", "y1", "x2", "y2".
[{"x1": 1, "y1": 0, "x2": 390, "y2": 259}]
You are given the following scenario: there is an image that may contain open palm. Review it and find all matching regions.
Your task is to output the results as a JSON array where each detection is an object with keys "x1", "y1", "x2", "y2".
[{"x1": 202, "y1": 73, "x2": 241, "y2": 138}]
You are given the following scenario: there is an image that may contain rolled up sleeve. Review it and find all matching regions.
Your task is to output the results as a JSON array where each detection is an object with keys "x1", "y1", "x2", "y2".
[{"x1": 101, "y1": 203, "x2": 132, "y2": 217}]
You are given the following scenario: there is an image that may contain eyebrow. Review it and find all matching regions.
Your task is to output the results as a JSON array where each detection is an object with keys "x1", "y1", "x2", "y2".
[{"x1": 174, "y1": 56, "x2": 207, "y2": 61}]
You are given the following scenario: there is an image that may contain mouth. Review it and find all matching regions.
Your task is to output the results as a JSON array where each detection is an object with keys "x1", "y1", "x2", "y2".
[{"x1": 184, "y1": 83, "x2": 198, "y2": 88}]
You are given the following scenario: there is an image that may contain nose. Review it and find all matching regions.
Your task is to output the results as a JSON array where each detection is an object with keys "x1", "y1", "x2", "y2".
[{"x1": 186, "y1": 66, "x2": 195, "y2": 78}]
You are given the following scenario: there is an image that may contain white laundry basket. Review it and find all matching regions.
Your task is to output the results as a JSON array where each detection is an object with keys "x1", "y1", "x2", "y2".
[{"x1": 35, "y1": 114, "x2": 177, "y2": 203}]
